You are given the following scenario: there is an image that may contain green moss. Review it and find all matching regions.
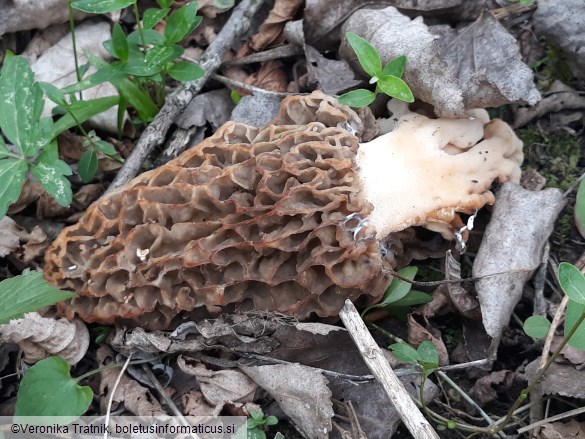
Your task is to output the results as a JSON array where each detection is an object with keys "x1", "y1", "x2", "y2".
[
  {"x1": 518, "y1": 127, "x2": 583, "y2": 191},
  {"x1": 531, "y1": 44, "x2": 575, "y2": 90}
]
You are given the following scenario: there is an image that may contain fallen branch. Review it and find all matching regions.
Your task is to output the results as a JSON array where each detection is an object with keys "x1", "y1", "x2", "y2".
[
  {"x1": 107, "y1": 0, "x2": 267, "y2": 192},
  {"x1": 339, "y1": 300, "x2": 440, "y2": 439}
]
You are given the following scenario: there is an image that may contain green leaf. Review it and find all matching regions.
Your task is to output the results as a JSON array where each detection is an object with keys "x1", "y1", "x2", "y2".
[
  {"x1": 377, "y1": 75, "x2": 414, "y2": 103},
  {"x1": 127, "y1": 29, "x2": 166, "y2": 45},
  {"x1": 78, "y1": 149, "x2": 98, "y2": 182},
  {"x1": 60, "y1": 63, "x2": 126, "y2": 95},
  {"x1": 249, "y1": 411, "x2": 264, "y2": 422},
  {"x1": 39, "y1": 82, "x2": 67, "y2": 106},
  {"x1": 230, "y1": 89, "x2": 242, "y2": 104},
  {"x1": 247, "y1": 429, "x2": 267, "y2": 439},
  {"x1": 0, "y1": 137, "x2": 12, "y2": 159},
  {"x1": 346, "y1": 32, "x2": 381, "y2": 77},
  {"x1": 389, "y1": 290, "x2": 432, "y2": 307},
  {"x1": 96, "y1": 140, "x2": 118, "y2": 156},
  {"x1": 121, "y1": 57, "x2": 161, "y2": 76},
  {"x1": 523, "y1": 315, "x2": 551, "y2": 339},
  {"x1": 0, "y1": 158, "x2": 28, "y2": 218},
  {"x1": 15, "y1": 356, "x2": 92, "y2": 417},
  {"x1": 111, "y1": 23, "x2": 129, "y2": 61},
  {"x1": 0, "y1": 56, "x2": 45, "y2": 157},
  {"x1": 565, "y1": 299, "x2": 585, "y2": 350},
  {"x1": 30, "y1": 141, "x2": 73, "y2": 207},
  {"x1": 167, "y1": 61, "x2": 205, "y2": 81},
  {"x1": 264, "y1": 416, "x2": 278, "y2": 426},
  {"x1": 71, "y1": 0, "x2": 134, "y2": 13},
  {"x1": 417, "y1": 340, "x2": 439, "y2": 366},
  {"x1": 381, "y1": 55, "x2": 407, "y2": 78},
  {"x1": 362, "y1": 266, "x2": 418, "y2": 315},
  {"x1": 576, "y1": 178, "x2": 585, "y2": 238},
  {"x1": 113, "y1": 76, "x2": 159, "y2": 121},
  {"x1": 0, "y1": 271, "x2": 75, "y2": 324},
  {"x1": 143, "y1": 8, "x2": 169, "y2": 29},
  {"x1": 214, "y1": 0, "x2": 234, "y2": 8},
  {"x1": 165, "y1": 2, "x2": 198, "y2": 44},
  {"x1": 389, "y1": 342, "x2": 421, "y2": 365},
  {"x1": 338, "y1": 89, "x2": 376, "y2": 107},
  {"x1": 145, "y1": 45, "x2": 184, "y2": 69},
  {"x1": 558, "y1": 262, "x2": 585, "y2": 304},
  {"x1": 52, "y1": 96, "x2": 119, "y2": 138},
  {"x1": 157, "y1": 0, "x2": 173, "y2": 7}
]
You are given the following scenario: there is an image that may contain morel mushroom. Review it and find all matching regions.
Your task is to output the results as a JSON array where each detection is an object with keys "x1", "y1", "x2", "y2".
[{"x1": 44, "y1": 92, "x2": 523, "y2": 330}]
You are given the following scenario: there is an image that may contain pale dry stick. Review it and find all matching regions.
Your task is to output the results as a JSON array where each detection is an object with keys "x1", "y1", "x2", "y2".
[
  {"x1": 518, "y1": 405, "x2": 585, "y2": 434},
  {"x1": 210, "y1": 72, "x2": 297, "y2": 98},
  {"x1": 339, "y1": 300, "x2": 440, "y2": 439},
  {"x1": 223, "y1": 44, "x2": 302, "y2": 66},
  {"x1": 104, "y1": 354, "x2": 132, "y2": 439},
  {"x1": 107, "y1": 0, "x2": 267, "y2": 192}
]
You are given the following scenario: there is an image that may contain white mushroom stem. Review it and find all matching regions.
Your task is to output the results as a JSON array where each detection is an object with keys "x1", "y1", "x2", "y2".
[{"x1": 356, "y1": 108, "x2": 524, "y2": 239}]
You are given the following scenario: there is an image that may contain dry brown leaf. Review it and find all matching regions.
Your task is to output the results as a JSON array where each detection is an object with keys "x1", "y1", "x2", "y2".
[
  {"x1": 8, "y1": 180, "x2": 44, "y2": 215},
  {"x1": 245, "y1": 60, "x2": 288, "y2": 92},
  {"x1": 240, "y1": 363, "x2": 333, "y2": 439},
  {"x1": 305, "y1": 45, "x2": 361, "y2": 95},
  {"x1": 0, "y1": 217, "x2": 50, "y2": 263},
  {"x1": 182, "y1": 389, "x2": 222, "y2": 416},
  {"x1": 249, "y1": 0, "x2": 304, "y2": 52},
  {"x1": 525, "y1": 359, "x2": 585, "y2": 399},
  {"x1": 473, "y1": 183, "x2": 565, "y2": 339},
  {"x1": 537, "y1": 420, "x2": 585, "y2": 439},
  {"x1": 176, "y1": 89, "x2": 235, "y2": 130},
  {"x1": 550, "y1": 336, "x2": 585, "y2": 369},
  {"x1": 0, "y1": 312, "x2": 89, "y2": 365},
  {"x1": 469, "y1": 370, "x2": 517, "y2": 405},
  {"x1": 0, "y1": 217, "x2": 21, "y2": 258},
  {"x1": 97, "y1": 346, "x2": 166, "y2": 416},
  {"x1": 407, "y1": 314, "x2": 449, "y2": 366},
  {"x1": 178, "y1": 358, "x2": 258, "y2": 406},
  {"x1": 420, "y1": 285, "x2": 455, "y2": 319}
]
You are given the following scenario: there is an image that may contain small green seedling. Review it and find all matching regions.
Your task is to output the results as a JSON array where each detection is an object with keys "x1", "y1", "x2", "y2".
[
  {"x1": 244, "y1": 410, "x2": 279, "y2": 439},
  {"x1": 389, "y1": 340, "x2": 439, "y2": 378},
  {"x1": 0, "y1": 55, "x2": 120, "y2": 217},
  {"x1": 362, "y1": 266, "x2": 432, "y2": 318},
  {"x1": 69, "y1": 0, "x2": 204, "y2": 118},
  {"x1": 523, "y1": 262, "x2": 585, "y2": 350},
  {"x1": 339, "y1": 32, "x2": 414, "y2": 107}
]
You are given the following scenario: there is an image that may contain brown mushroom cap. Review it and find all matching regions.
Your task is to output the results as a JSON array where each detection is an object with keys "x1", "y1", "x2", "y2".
[{"x1": 45, "y1": 92, "x2": 394, "y2": 330}]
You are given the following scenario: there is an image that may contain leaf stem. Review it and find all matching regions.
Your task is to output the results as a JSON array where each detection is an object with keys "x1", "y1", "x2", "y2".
[
  {"x1": 74, "y1": 356, "x2": 161, "y2": 383},
  {"x1": 67, "y1": 0, "x2": 83, "y2": 101},
  {"x1": 132, "y1": 1, "x2": 148, "y2": 54}
]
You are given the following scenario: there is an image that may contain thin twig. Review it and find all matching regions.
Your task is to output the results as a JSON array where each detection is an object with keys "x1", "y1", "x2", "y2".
[
  {"x1": 107, "y1": 0, "x2": 267, "y2": 192},
  {"x1": 518, "y1": 405, "x2": 585, "y2": 434},
  {"x1": 223, "y1": 44, "x2": 303, "y2": 66},
  {"x1": 211, "y1": 72, "x2": 297, "y2": 98},
  {"x1": 104, "y1": 354, "x2": 132, "y2": 439},
  {"x1": 339, "y1": 300, "x2": 440, "y2": 439}
]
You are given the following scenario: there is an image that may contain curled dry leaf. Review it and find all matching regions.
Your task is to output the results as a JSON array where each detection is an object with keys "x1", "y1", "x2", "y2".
[
  {"x1": 304, "y1": 0, "x2": 474, "y2": 50},
  {"x1": 341, "y1": 6, "x2": 464, "y2": 117},
  {"x1": 445, "y1": 251, "x2": 481, "y2": 320},
  {"x1": 0, "y1": 312, "x2": 89, "y2": 365},
  {"x1": 0, "y1": 216, "x2": 50, "y2": 263},
  {"x1": 111, "y1": 315, "x2": 281, "y2": 355},
  {"x1": 473, "y1": 183, "x2": 565, "y2": 339},
  {"x1": 240, "y1": 363, "x2": 333, "y2": 439},
  {"x1": 538, "y1": 420, "x2": 585, "y2": 439},
  {"x1": 176, "y1": 89, "x2": 235, "y2": 130},
  {"x1": 304, "y1": 45, "x2": 361, "y2": 95},
  {"x1": 341, "y1": 7, "x2": 539, "y2": 116},
  {"x1": 249, "y1": 0, "x2": 304, "y2": 52},
  {"x1": 468, "y1": 370, "x2": 517, "y2": 406},
  {"x1": 431, "y1": 12, "x2": 540, "y2": 109},
  {"x1": 245, "y1": 60, "x2": 289, "y2": 93},
  {"x1": 97, "y1": 346, "x2": 166, "y2": 416},
  {"x1": 525, "y1": 359, "x2": 585, "y2": 400},
  {"x1": 178, "y1": 358, "x2": 258, "y2": 406},
  {"x1": 181, "y1": 389, "x2": 221, "y2": 416}
]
